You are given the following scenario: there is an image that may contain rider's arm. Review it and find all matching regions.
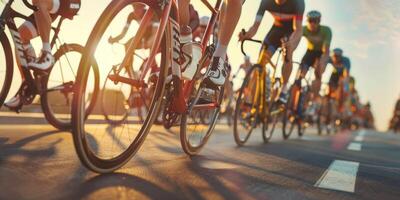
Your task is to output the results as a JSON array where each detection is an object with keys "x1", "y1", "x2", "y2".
[
  {"x1": 287, "y1": 1, "x2": 305, "y2": 50},
  {"x1": 319, "y1": 27, "x2": 332, "y2": 70},
  {"x1": 109, "y1": 13, "x2": 135, "y2": 43},
  {"x1": 240, "y1": 0, "x2": 266, "y2": 39},
  {"x1": 287, "y1": 19, "x2": 303, "y2": 50}
]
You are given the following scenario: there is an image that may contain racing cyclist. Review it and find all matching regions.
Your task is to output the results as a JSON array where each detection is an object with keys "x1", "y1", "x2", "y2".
[
  {"x1": 328, "y1": 48, "x2": 352, "y2": 115},
  {"x1": 5, "y1": 0, "x2": 80, "y2": 109},
  {"x1": 300, "y1": 10, "x2": 332, "y2": 99},
  {"x1": 239, "y1": 0, "x2": 305, "y2": 104}
]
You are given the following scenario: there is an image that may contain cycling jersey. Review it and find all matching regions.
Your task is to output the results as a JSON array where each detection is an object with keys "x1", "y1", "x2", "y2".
[
  {"x1": 328, "y1": 56, "x2": 351, "y2": 91},
  {"x1": 256, "y1": 0, "x2": 305, "y2": 28},
  {"x1": 303, "y1": 25, "x2": 332, "y2": 51},
  {"x1": 329, "y1": 56, "x2": 351, "y2": 76},
  {"x1": 256, "y1": 0, "x2": 305, "y2": 56},
  {"x1": 300, "y1": 25, "x2": 332, "y2": 69}
]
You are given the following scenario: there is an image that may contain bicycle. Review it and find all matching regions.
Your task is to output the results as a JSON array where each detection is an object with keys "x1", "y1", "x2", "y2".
[
  {"x1": 0, "y1": 0, "x2": 99, "y2": 130},
  {"x1": 72, "y1": 0, "x2": 232, "y2": 173},
  {"x1": 233, "y1": 38, "x2": 293, "y2": 146},
  {"x1": 281, "y1": 63, "x2": 316, "y2": 139}
]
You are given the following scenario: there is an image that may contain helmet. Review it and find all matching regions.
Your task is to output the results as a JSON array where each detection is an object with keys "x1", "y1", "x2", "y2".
[
  {"x1": 244, "y1": 55, "x2": 250, "y2": 61},
  {"x1": 333, "y1": 48, "x2": 343, "y2": 56},
  {"x1": 200, "y1": 16, "x2": 210, "y2": 27},
  {"x1": 307, "y1": 10, "x2": 321, "y2": 20}
]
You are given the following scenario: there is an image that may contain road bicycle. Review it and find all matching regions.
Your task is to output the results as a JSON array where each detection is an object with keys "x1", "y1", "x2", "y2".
[
  {"x1": 72, "y1": 0, "x2": 232, "y2": 173},
  {"x1": 233, "y1": 38, "x2": 292, "y2": 146},
  {"x1": 0, "y1": 0, "x2": 99, "y2": 130}
]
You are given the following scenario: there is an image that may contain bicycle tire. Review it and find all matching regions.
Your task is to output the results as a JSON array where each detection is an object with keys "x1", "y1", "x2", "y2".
[
  {"x1": 0, "y1": 32, "x2": 14, "y2": 108},
  {"x1": 71, "y1": 0, "x2": 171, "y2": 173},
  {"x1": 41, "y1": 44, "x2": 99, "y2": 130},
  {"x1": 233, "y1": 65, "x2": 262, "y2": 146},
  {"x1": 180, "y1": 86, "x2": 225, "y2": 155}
]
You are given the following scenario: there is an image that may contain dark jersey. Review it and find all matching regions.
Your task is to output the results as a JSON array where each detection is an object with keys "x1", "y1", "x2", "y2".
[{"x1": 256, "y1": 0, "x2": 305, "y2": 28}]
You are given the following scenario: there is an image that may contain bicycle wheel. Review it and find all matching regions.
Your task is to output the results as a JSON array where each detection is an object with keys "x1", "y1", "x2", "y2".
[
  {"x1": 233, "y1": 65, "x2": 261, "y2": 146},
  {"x1": 71, "y1": 0, "x2": 171, "y2": 173},
  {"x1": 0, "y1": 32, "x2": 14, "y2": 108},
  {"x1": 180, "y1": 84, "x2": 225, "y2": 155},
  {"x1": 41, "y1": 44, "x2": 99, "y2": 130},
  {"x1": 180, "y1": 53, "x2": 226, "y2": 155},
  {"x1": 282, "y1": 88, "x2": 296, "y2": 139}
]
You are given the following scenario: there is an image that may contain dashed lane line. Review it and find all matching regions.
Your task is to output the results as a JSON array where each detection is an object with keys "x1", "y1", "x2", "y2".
[{"x1": 315, "y1": 160, "x2": 360, "y2": 193}]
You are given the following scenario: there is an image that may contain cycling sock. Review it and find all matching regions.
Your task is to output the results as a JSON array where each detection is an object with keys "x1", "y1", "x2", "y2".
[
  {"x1": 213, "y1": 44, "x2": 227, "y2": 59},
  {"x1": 180, "y1": 33, "x2": 192, "y2": 44},
  {"x1": 42, "y1": 43, "x2": 51, "y2": 53}
]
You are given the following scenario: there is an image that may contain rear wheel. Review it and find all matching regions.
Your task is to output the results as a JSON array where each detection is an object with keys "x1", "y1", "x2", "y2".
[
  {"x1": 71, "y1": 0, "x2": 170, "y2": 173},
  {"x1": 0, "y1": 32, "x2": 14, "y2": 108},
  {"x1": 41, "y1": 44, "x2": 99, "y2": 130},
  {"x1": 233, "y1": 65, "x2": 261, "y2": 146}
]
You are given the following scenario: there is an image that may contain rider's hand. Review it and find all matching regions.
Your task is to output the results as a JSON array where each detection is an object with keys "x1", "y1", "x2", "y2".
[
  {"x1": 108, "y1": 36, "x2": 116, "y2": 44},
  {"x1": 238, "y1": 26, "x2": 257, "y2": 41}
]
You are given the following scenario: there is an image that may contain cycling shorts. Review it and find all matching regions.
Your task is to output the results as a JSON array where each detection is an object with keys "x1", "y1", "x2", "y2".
[
  {"x1": 301, "y1": 50, "x2": 322, "y2": 70},
  {"x1": 21, "y1": 0, "x2": 77, "y2": 37},
  {"x1": 263, "y1": 25, "x2": 294, "y2": 55}
]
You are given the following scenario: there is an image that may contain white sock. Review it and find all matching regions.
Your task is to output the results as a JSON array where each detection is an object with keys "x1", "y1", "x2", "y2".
[
  {"x1": 213, "y1": 44, "x2": 227, "y2": 59},
  {"x1": 180, "y1": 33, "x2": 192, "y2": 44},
  {"x1": 42, "y1": 43, "x2": 51, "y2": 53}
]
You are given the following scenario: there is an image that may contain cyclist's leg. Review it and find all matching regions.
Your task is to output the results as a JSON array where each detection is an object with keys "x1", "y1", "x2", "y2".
[
  {"x1": 30, "y1": 0, "x2": 59, "y2": 70},
  {"x1": 205, "y1": 0, "x2": 243, "y2": 86},
  {"x1": 312, "y1": 54, "x2": 325, "y2": 98}
]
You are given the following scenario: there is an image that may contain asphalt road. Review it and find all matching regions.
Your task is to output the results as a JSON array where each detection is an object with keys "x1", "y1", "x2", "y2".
[{"x1": 0, "y1": 112, "x2": 399, "y2": 200}]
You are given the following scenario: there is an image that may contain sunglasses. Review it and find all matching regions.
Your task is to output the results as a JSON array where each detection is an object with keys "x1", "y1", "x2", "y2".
[{"x1": 308, "y1": 19, "x2": 320, "y2": 24}]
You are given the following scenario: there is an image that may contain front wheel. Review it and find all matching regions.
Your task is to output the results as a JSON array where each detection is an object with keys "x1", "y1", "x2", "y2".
[
  {"x1": 0, "y1": 31, "x2": 14, "y2": 108},
  {"x1": 233, "y1": 65, "x2": 262, "y2": 146},
  {"x1": 71, "y1": 0, "x2": 170, "y2": 173},
  {"x1": 41, "y1": 44, "x2": 99, "y2": 130}
]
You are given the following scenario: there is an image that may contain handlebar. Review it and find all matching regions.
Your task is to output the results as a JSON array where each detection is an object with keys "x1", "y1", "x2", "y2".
[
  {"x1": 240, "y1": 29, "x2": 262, "y2": 57},
  {"x1": 22, "y1": 0, "x2": 37, "y2": 11}
]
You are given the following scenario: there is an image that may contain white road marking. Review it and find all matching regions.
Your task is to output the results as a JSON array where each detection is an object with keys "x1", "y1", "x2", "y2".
[
  {"x1": 354, "y1": 135, "x2": 364, "y2": 142},
  {"x1": 315, "y1": 160, "x2": 360, "y2": 193},
  {"x1": 347, "y1": 142, "x2": 362, "y2": 151}
]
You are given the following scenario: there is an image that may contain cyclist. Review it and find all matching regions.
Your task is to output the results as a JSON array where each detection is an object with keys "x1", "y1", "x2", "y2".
[
  {"x1": 327, "y1": 48, "x2": 351, "y2": 115},
  {"x1": 5, "y1": 0, "x2": 80, "y2": 109},
  {"x1": 239, "y1": 0, "x2": 305, "y2": 104},
  {"x1": 179, "y1": 0, "x2": 244, "y2": 86},
  {"x1": 300, "y1": 10, "x2": 332, "y2": 98}
]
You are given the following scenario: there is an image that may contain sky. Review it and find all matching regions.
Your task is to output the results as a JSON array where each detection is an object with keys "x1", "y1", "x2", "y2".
[{"x1": 2, "y1": 0, "x2": 400, "y2": 131}]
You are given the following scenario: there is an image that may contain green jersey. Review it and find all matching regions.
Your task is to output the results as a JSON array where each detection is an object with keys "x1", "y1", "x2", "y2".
[{"x1": 303, "y1": 25, "x2": 332, "y2": 51}]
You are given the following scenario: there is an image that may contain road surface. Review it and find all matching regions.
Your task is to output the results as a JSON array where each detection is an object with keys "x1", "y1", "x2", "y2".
[{"x1": 0, "y1": 112, "x2": 399, "y2": 200}]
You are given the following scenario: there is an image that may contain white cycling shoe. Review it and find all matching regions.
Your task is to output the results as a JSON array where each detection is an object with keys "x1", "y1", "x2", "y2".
[
  {"x1": 4, "y1": 95, "x2": 22, "y2": 109},
  {"x1": 28, "y1": 50, "x2": 54, "y2": 72},
  {"x1": 203, "y1": 57, "x2": 230, "y2": 88}
]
